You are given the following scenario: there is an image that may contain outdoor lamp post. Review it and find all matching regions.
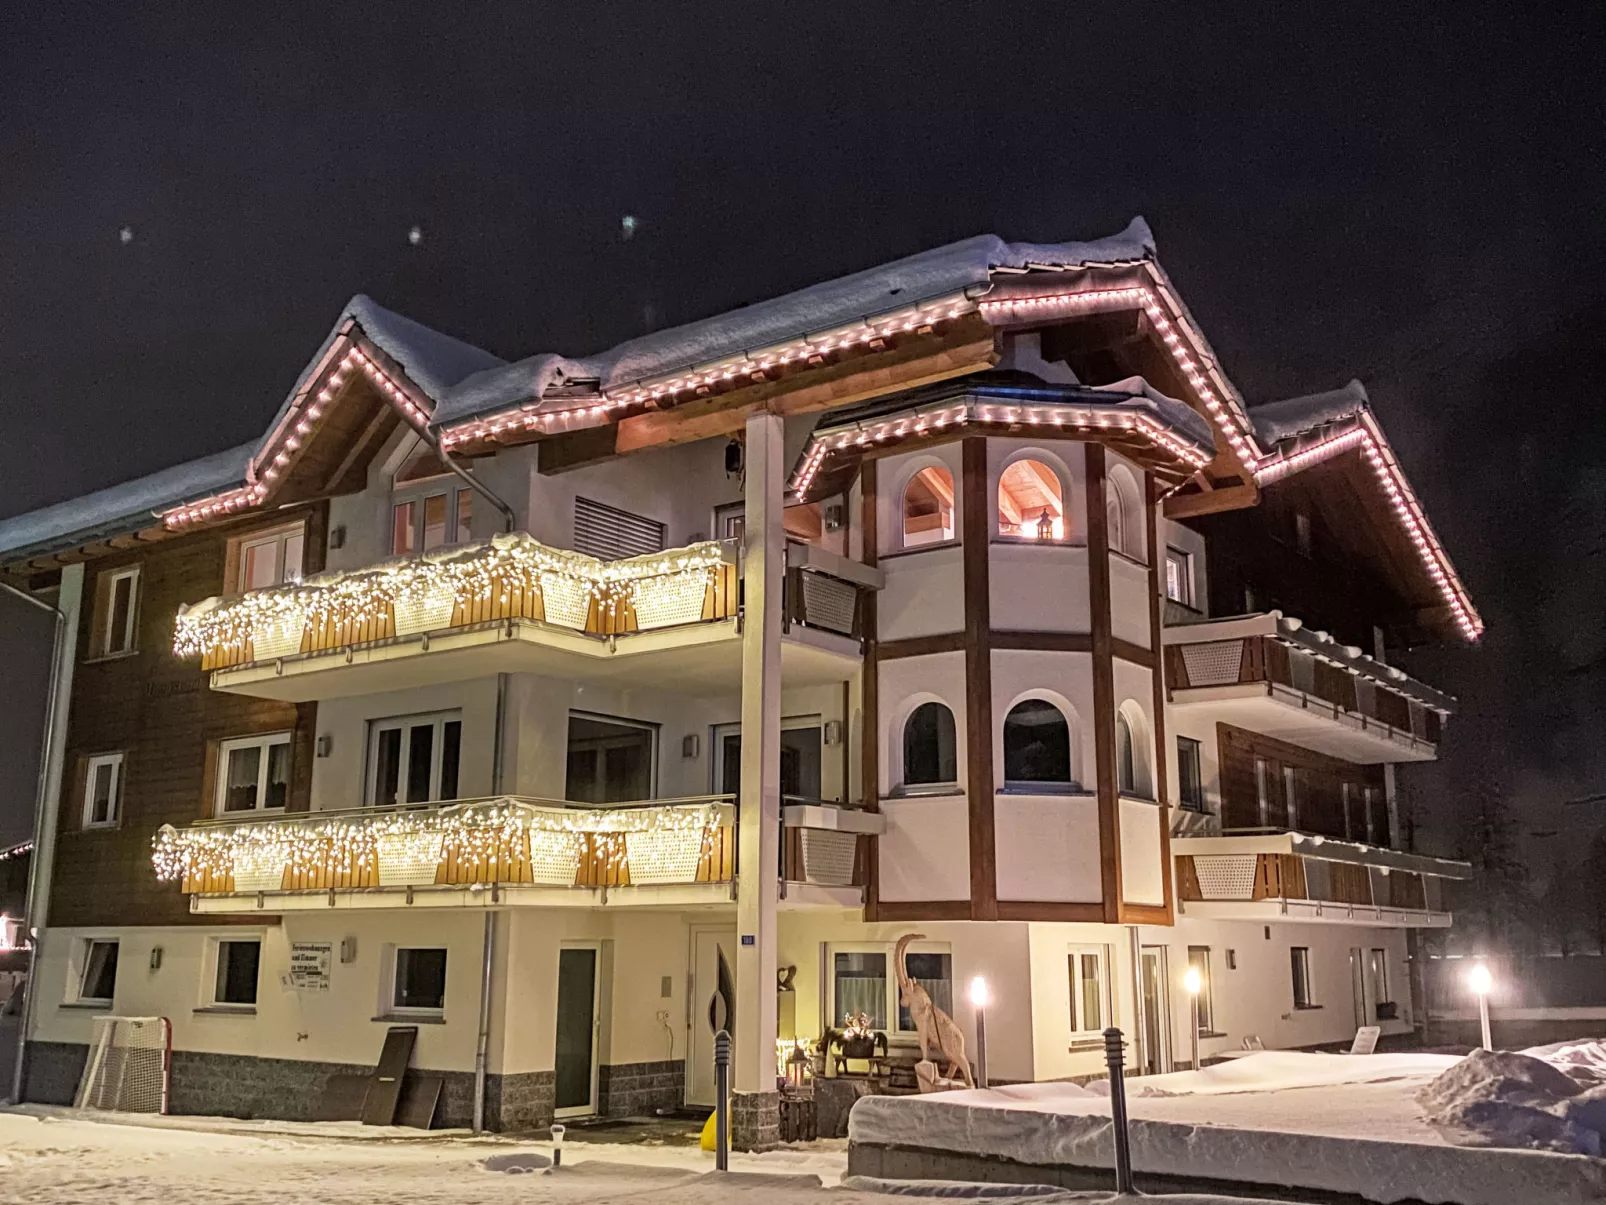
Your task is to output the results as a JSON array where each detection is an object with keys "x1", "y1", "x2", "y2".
[
  {"x1": 1183, "y1": 965, "x2": 1202, "y2": 1071},
  {"x1": 969, "y1": 975, "x2": 990, "y2": 1089},
  {"x1": 1468, "y1": 963, "x2": 1494, "y2": 1051}
]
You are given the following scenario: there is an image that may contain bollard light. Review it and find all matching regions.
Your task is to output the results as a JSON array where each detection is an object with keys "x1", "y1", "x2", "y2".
[
  {"x1": 550, "y1": 1123, "x2": 565, "y2": 1168},
  {"x1": 1467, "y1": 963, "x2": 1494, "y2": 1051},
  {"x1": 970, "y1": 975, "x2": 990, "y2": 1089}
]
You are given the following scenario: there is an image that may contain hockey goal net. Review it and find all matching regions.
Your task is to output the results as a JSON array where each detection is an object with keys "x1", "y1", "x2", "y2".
[{"x1": 74, "y1": 1015, "x2": 171, "y2": 1114}]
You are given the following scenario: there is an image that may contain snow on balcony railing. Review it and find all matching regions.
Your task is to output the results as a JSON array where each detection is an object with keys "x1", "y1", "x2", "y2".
[
  {"x1": 174, "y1": 533, "x2": 737, "y2": 671},
  {"x1": 153, "y1": 795, "x2": 736, "y2": 894}
]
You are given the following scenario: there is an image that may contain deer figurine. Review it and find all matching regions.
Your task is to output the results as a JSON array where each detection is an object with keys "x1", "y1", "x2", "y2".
[{"x1": 895, "y1": 933, "x2": 975, "y2": 1090}]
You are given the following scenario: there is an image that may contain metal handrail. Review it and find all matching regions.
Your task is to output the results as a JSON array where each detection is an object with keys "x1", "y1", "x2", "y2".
[{"x1": 182, "y1": 793, "x2": 738, "y2": 831}]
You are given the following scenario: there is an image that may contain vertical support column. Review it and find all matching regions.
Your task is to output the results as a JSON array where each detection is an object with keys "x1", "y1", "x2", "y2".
[
  {"x1": 1084, "y1": 447, "x2": 1123, "y2": 922},
  {"x1": 859, "y1": 461, "x2": 881, "y2": 920},
  {"x1": 960, "y1": 439, "x2": 997, "y2": 921},
  {"x1": 733, "y1": 409, "x2": 782, "y2": 1148},
  {"x1": 1144, "y1": 473, "x2": 1175, "y2": 924}
]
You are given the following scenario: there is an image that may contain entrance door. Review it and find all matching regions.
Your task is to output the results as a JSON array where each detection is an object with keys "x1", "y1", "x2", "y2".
[
  {"x1": 1349, "y1": 947, "x2": 1370, "y2": 1030},
  {"x1": 687, "y1": 928, "x2": 737, "y2": 1106},
  {"x1": 554, "y1": 946, "x2": 600, "y2": 1117},
  {"x1": 712, "y1": 719, "x2": 823, "y2": 799},
  {"x1": 1139, "y1": 947, "x2": 1171, "y2": 1075}
]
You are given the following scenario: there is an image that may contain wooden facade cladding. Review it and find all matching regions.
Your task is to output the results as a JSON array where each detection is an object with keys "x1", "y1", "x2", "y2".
[
  {"x1": 1084, "y1": 445, "x2": 1123, "y2": 922},
  {"x1": 53, "y1": 507, "x2": 327, "y2": 929},
  {"x1": 960, "y1": 438, "x2": 998, "y2": 920},
  {"x1": 1216, "y1": 723, "x2": 1388, "y2": 841}
]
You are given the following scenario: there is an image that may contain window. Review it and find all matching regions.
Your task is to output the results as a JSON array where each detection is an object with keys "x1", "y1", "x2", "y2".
[
  {"x1": 998, "y1": 459, "x2": 1066, "y2": 541},
  {"x1": 1255, "y1": 756, "x2": 1271, "y2": 827},
  {"x1": 392, "y1": 487, "x2": 474, "y2": 556},
  {"x1": 78, "y1": 940, "x2": 119, "y2": 1004},
  {"x1": 214, "y1": 939, "x2": 261, "y2": 1007},
  {"x1": 234, "y1": 525, "x2": 305, "y2": 592},
  {"x1": 367, "y1": 712, "x2": 462, "y2": 806},
  {"x1": 1283, "y1": 765, "x2": 1301, "y2": 831},
  {"x1": 97, "y1": 566, "x2": 140, "y2": 656},
  {"x1": 574, "y1": 496, "x2": 665, "y2": 561},
  {"x1": 831, "y1": 944, "x2": 952, "y2": 1037},
  {"x1": 902, "y1": 466, "x2": 955, "y2": 547},
  {"x1": 1177, "y1": 737, "x2": 1206, "y2": 811},
  {"x1": 566, "y1": 713, "x2": 655, "y2": 803},
  {"x1": 1187, "y1": 946, "x2": 1214, "y2": 1032},
  {"x1": 1291, "y1": 946, "x2": 1314, "y2": 1008},
  {"x1": 1105, "y1": 463, "x2": 1145, "y2": 562},
  {"x1": 1369, "y1": 948, "x2": 1391, "y2": 1004},
  {"x1": 1002, "y1": 699, "x2": 1073, "y2": 787},
  {"x1": 902, "y1": 702, "x2": 958, "y2": 787},
  {"x1": 1115, "y1": 704, "x2": 1151, "y2": 798},
  {"x1": 713, "y1": 720, "x2": 823, "y2": 799},
  {"x1": 1067, "y1": 946, "x2": 1107, "y2": 1037},
  {"x1": 83, "y1": 754, "x2": 123, "y2": 829},
  {"x1": 1164, "y1": 548, "x2": 1194, "y2": 607},
  {"x1": 393, "y1": 947, "x2": 448, "y2": 1013},
  {"x1": 215, "y1": 733, "x2": 291, "y2": 815}
]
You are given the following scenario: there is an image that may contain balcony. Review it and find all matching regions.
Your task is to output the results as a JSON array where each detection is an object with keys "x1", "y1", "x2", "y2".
[
  {"x1": 154, "y1": 794, "x2": 883, "y2": 913},
  {"x1": 1163, "y1": 612, "x2": 1451, "y2": 763},
  {"x1": 1173, "y1": 832, "x2": 1469, "y2": 928},
  {"x1": 175, "y1": 533, "x2": 875, "y2": 701}
]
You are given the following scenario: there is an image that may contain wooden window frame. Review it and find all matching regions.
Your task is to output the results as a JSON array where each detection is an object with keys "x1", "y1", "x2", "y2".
[
  {"x1": 213, "y1": 732, "x2": 293, "y2": 817},
  {"x1": 227, "y1": 520, "x2": 307, "y2": 595},
  {"x1": 82, "y1": 753, "x2": 124, "y2": 829}
]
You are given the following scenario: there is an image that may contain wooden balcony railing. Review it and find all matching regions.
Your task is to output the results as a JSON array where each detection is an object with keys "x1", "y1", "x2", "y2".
[{"x1": 1176, "y1": 852, "x2": 1429, "y2": 911}]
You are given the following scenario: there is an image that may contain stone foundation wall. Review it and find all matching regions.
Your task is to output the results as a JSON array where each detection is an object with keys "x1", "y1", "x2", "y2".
[
  {"x1": 596, "y1": 1059, "x2": 685, "y2": 1118},
  {"x1": 730, "y1": 1088, "x2": 779, "y2": 1150},
  {"x1": 21, "y1": 1041, "x2": 88, "y2": 1106}
]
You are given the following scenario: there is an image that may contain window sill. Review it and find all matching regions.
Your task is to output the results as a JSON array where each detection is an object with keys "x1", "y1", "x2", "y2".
[
  {"x1": 194, "y1": 1005, "x2": 257, "y2": 1016},
  {"x1": 1196, "y1": 1030, "x2": 1228, "y2": 1039},
  {"x1": 1068, "y1": 1037, "x2": 1105, "y2": 1052},
  {"x1": 373, "y1": 1012, "x2": 446, "y2": 1025},
  {"x1": 60, "y1": 1000, "x2": 112, "y2": 1010},
  {"x1": 887, "y1": 784, "x2": 964, "y2": 800},
  {"x1": 81, "y1": 650, "x2": 140, "y2": 665},
  {"x1": 1110, "y1": 550, "x2": 1149, "y2": 570},
  {"x1": 999, "y1": 782, "x2": 1087, "y2": 796},
  {"x1": 881, "y1": 540, "x2": 961, "y2": 560},
  {"x1": 80, "y1": 823, "x2": 121, "y2": 832},
  {"x1": 1293, "y1": 1004, "x2": 1324, "y2": 1011},
  {"x1": 992, "y1": 537, "x2": 1086, "y2": 549}
]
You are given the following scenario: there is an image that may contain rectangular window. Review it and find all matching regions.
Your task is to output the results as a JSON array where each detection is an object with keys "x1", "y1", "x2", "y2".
[
  {"x1": 832, "y1": 951, "x2": 888, "y2": 1030},
  {"x1": 393, "y1": 947, "x2": 448, "y2": 1012},
  {"x1": 391, "y1": 501, "x2": 417, "y2": 556},
  {"x1": 99, "y1": 566, "x2": 140, "y2": 656},
  {"x1": 455, "y1": 491, "x2": 473, "y2": 545},
  {"x1": 574, "y1": 496, "x2": 666, "y2": 561},
  {"x1": 829, "y1": 942, "x2": 954, "y2": 1037},
  {"x1": 1164, "y1": 547, "x2": 1194, "y2": 607},
  {"x1": 215, "y1": 733, "x2": 292, "y2": 815},
  {"x1": 1283, "y1": 765, "x2": 1301, "y2": 831},
  {"x1": 78, "y1": 939, "x2": 119, "y2": 1004},
  {"x1": 1369, "y1": 948, "x2": 1390, "y2": 1004},
  {"x1": 234, "y1": 525, "x2": 305, "y2": 592},
  {"x1": 393, "y1": 487, "x2": 474, "y2": 555},
  {"x1": 367, "y1": 712, "x2": 462, "y2": 805},
  {"x1": 565, "y1": 713, "x2": 656, "y2": 804},
  {"x1": 83, "y1": 754, "x2": 123, "y2": 829},
  {"x1": 214, "y1": 939, "x2": 262, "y2": 1006},
  {"x1": 1291, "y1": 946, "x2": 1314, "y2": 1008},
  {"x1": 1254, "y1": 757, "x2": 1270, "y2": 828},
  {"x1": 1177, "y1": 737, "x2": 1206, "y2": 811},
  {"x1": 1187, "y1": 946, "x2": 1215, "y2": 1033},
  {"x1": 1067, "y1": 946, "x2": 1107, "y2": 1037}
]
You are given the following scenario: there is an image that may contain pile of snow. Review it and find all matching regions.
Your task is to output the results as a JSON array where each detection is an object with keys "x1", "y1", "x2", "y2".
[
  {"x1": 1082, "y1": 1050, "x2": 1460, "y2": 1098},
  {"x1": 1420, "y1": 1047, "x2": 1606, "y2": 1157}
]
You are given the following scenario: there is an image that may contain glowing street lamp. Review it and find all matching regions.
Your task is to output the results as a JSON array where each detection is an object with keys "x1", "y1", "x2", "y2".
[
  {"x1": 1467, "y1": 963, "x2": 1494, "y2": 1051},
  {"x1": 1183, "y1": 965, "x2": 1203, "y2": 1072},
  {"x1": 969, "y1": 975, "x2": 990, "y2": 1089}
]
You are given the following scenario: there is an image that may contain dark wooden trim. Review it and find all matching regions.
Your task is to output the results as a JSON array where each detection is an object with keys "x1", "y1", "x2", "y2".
[
  {"x1": 961, "y1": 438, "x2": 996, "y2": 921},
  {"x1": 1145, "y1": 472, "x2": 1176, "y2": 924},
  {"x1": 1084, "y1": 445, "x2": 1123, "y2": 922},
  {"x1": 996, "y1": 900, "x2": 1107, "y2": 923},
  {"x1": 991, "y1": 631, "x2": 1093, "y2": 653},
  {"x1": 874, "y1": 631, "x2": 965, "y2": 661},
  {"x1": 860, "y1": 460, "x2": 880, "y2": 922},
  {"x1": 1163, "y1": 481, "x2": 1258, "y2": 520},
  {"x1": 1110, "y1": 637, "x2": 1155, "y2": 669},
  {"x1": 1118, "y1": 902, "x2": 1173, "y2": 926},
  {"x1": 871, "y1": 899, "x2": 975, "y2": 922}
]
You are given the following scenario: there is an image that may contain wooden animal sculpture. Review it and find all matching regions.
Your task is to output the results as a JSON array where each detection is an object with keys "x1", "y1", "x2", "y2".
[{"x1": 895, "y1": 933, "x2": 974, "y2": 1089}]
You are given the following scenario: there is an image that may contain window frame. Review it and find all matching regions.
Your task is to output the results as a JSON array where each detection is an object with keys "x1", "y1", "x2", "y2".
[
  {"x1": 231, "y1": 521, "x2": 307, "y2": 593},
  {"x1": 214, "y1": 732, "x2": 293, "y2": 817},
  {"x1": 996, "y1": 457, "x2": 1070, "y2": 543},
  {"x1": 1186, "y1": 945, "x2": 1215, "y2": 1033},
  {"x1": 565, "y1": 711, "x2": 659, "y2": 804},
  {"x1": 99, "y1": 565, "x2": 141, "y2": 657},
  {"x1": 1369, "y1": 947, "x2": 1391, "y2": 1005},
  {"x1": 1164, "y1": 547, "x2": 1195, "y2": 608},
  {"x1": 1066, "y1": 944, "x2": 1110, "y2": 1041},
  {"x1": 365, "y1": 711, "x2": 464, "y2": 807},
  {"x1": 899, "y1": 465, "x2": 958, "y2": 550},
  {"x1": 82, "y1": 753, "x2": 124, "y2": 829},
  {"x1": 210, "y1": 937, "x2": 263, "y2": 1009},
  {"x1": 75, "y1": 938, "x2": 120, "y2": 1005},
  {"x1": 899, "y1": 700, "x2": 960, "y2": 792},
  {"x1": 1176, "y1": 736, "x2": 1206, "y2": 811},
  {"x1": 1001, "y1": 697, "x2": 1076, "y2": 791},
  {"x1": 1291, "y1": 946, "x2": 1315, "y2": 1009},
  {"x1": 389, "y1": 945, "x2": 449, "y2": 1016},
  {"x1": 826, "y1": 939, "x2": 953, "y2": 1041},
  {"x1": 391, "y1": 484, "x2": 474, "y2": 557},
  {"x1": 1105, "y1": 463, "x2": 1147, "y2": 564}
]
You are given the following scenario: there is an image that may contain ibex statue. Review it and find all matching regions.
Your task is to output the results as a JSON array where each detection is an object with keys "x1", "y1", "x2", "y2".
[{"x1": 895, "y1": 933, "x2": 974, "y2": 1090}]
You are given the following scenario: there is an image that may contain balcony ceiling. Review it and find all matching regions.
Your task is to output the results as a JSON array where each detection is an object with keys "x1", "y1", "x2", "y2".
[{"x1": 1170, "y1": 682, "x2": 1435, "y2": 764}]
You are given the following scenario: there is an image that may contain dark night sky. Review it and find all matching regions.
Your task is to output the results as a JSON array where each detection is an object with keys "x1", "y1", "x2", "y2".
[{"x1": 1, "y1": 4, "x2": 1603, "y2": 875}]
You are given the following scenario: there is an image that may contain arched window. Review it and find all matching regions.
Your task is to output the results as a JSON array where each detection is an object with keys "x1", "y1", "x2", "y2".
[
  {"x1": 903, "y1": 702, "x2": 958, "y2": 786},
  {"x1": 998, "y1": 459, "x2": 1066, "y2": 541},
  {"x1": 902, "y1": 466, "x2": 956, "y2": 547},
  {"x1": 1003, "y1": 699, "x2": 1072, "y2": 785},
  {"x1": 1106, "y1": 463, "x2": 1144, "y2": 561},
  {"x1": 1115, "y1": 702, "x2": 1152, "y2": 798}
]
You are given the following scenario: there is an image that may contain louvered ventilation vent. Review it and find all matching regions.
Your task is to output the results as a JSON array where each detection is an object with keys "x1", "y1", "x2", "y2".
[
  {"x1": 1180, "y1": 640, "x2": 1245, "y2": 687},
  {"x1": 574, "y1": 497, "x2": 666, "y2": 561}
]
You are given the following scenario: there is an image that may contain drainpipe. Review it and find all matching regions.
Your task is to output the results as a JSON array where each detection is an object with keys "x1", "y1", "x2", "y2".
[
  {"x1": 472, "y1": 671, "x2": 510, "y2": 1132},
  {"x1": 425, "y1": 432, "x2": 516, "y2": 535},
  {"x1": 2, "y1": 578, "x2": 68, "y2": 1105}
]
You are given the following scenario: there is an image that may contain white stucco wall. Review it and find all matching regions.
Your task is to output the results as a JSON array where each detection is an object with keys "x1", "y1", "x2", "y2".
[
  {"x1": 994, "y1": 794, "x2": 1101, "y2": 903},
  {"x1": 877, "y1": 796, "x2": 970, "y2": 901},
  {"x1": 878, "y1": 545, "x2": 965, "y2": 640},
  {"x1": 988, "y1": 544, "x2": 1091, "y2": 633},
  {"x1": 1027, "y1": 920, "x2": 1139, "y2": 1083},
  {"x1": 1109, "y1": 555, "x2": 1153, "y2": 648},
  {"x1": 1119, "y1": 799, "x2": 1166, "y2": 905}
]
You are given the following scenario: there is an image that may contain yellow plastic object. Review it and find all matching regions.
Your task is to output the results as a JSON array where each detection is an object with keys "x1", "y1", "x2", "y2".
[{"x1": 700, "y1": 1110, "x2": 717, "y2": 1151}]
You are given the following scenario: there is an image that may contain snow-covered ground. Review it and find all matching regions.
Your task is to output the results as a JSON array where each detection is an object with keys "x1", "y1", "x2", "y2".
[{"x1": 0, "y1": 1106, "x2": 1288, "y2": 1205}]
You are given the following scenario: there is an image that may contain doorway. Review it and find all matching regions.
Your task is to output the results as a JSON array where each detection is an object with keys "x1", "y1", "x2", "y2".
[
  {"x1": 554, "y1": 945, "x2": 601, "y2": 1118},
  {"x1": 687, "y1": 928, "x2": 737, "y2": 1106},
  {"x1": 1139, "y1": 947, "x2": 1171, "y2": 1075},
  {"x1": 712, "y1": 718, "x2": 823, "y2": 800}
]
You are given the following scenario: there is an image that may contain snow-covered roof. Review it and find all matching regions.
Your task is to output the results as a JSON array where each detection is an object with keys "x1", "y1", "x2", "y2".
[
  {"x1": 0, "y1": 441, "x2": 255, "y2": 562},
  {"x1": 1250, "y1": 379, "x2": 1370, "y2": 446},
  {"x1": 431, "y1": 220, "x2": 1157, "y2": 427},
  {"x1": 344, "y1": 294, "x2": 506, "y2": 401}
]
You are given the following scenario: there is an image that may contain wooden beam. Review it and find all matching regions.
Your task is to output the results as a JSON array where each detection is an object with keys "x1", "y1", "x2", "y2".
[
  {"x1": 1145, "y1": 471, "x2": 1176, "y2": 925},
  {"x1": 991, "y1": 630, "x2": 1093, "y2": 653},
  {"x1": 874, "y1": 631, "x2": 965, "y2": 661},
  {"x1": 860, "y1": 459, "x2": 881, "y2": 922},
  {"x1": 536, "y1": 424, "x2": 621, "y2": 474},
  {"x1": 1085, "y1": 445, "x2": 1123, "y2": 923},
  {"x1": 961, "y1": 438, "x2": 997, "y2": 921},
  {"x1": 1164, "y1": 481, "x2": 1259, "y2": 520}
]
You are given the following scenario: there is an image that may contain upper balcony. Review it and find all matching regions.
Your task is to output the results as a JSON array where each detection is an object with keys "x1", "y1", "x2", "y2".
[
  {"x1": 1163, "y1": 612, "x2": 1452, "y2": 763},
  {"x1": 175, "y1": 533, "x2": 878, "y2": 701},
  {"x1": 154, "y1": 794, "x2": 884, "y2": 913}
]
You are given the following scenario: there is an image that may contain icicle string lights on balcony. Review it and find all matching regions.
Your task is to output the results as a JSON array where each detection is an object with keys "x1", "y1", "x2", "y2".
[
  {"x1": 438, "y1": 299, "x2": 978, "y2": 450},
  {"x1": 173, "y1": 532, "x2": 726, "y2": 658},
  {"x1": 152, "y1": 798, "x2": 729, "y2": 886}
]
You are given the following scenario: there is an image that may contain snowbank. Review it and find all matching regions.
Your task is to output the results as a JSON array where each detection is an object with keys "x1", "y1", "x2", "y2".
[{"x1": 1420, "y1": 1047, "x2": 1606, "y2": 1156}]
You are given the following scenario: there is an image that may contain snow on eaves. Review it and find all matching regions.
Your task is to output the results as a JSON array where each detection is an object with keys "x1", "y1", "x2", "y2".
[
  {"x1": 0, "y1": 441, "x2": 256, "y2": 563},
  {"x1": 430, "y1": 219, "x2": 1157, "y2": 427},
  {"x1": 344, "y1": 294, "x2": 506, "y2": 402},
  {"x1": 1251, "y1": 378, "x2": 1370, "y2": 446}
]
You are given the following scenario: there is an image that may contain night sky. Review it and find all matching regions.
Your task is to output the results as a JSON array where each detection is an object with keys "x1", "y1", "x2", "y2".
[{"x1": 2, "y1": 5, "x2": 1602, "y2": 886}]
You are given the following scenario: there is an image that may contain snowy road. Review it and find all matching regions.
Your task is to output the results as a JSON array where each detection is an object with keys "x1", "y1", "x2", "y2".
[{"x1": 0, "y1": 1109, "x2": 1291, "y2": 1205}]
